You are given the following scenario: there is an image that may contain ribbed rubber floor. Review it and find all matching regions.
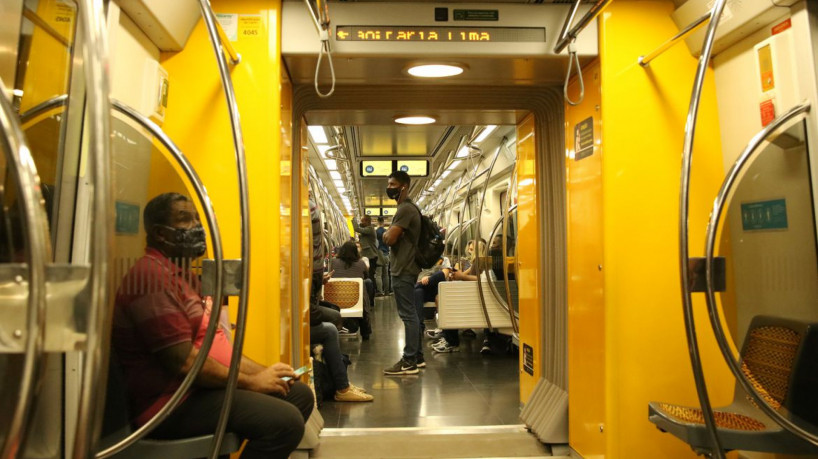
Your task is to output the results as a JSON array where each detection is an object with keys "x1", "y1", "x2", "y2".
[{"x1": 307, "y1": 426, "x2": 557, "y2": 458}]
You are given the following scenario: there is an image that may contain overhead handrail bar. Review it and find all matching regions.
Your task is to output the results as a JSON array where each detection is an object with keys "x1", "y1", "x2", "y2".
[
  {"x1": 441, "y1": 174, "x2": 465, "y2": 255},
  {"x1": 555, "y1": 0, "x2": 582, "y2": 52},
  {"x1": 553, "y1": 0, "x2": 611, "y2": 54},
  {"x1": 96, "y1": 101, "x2": 225, "y2": 458},
  {"x1": 705, "y1": 101, "x2": 818, "y2": 446},
  {"x1": 502, "y1": 167, "x2": 519, "y2": 338},
  {"x1": 474, "y1": 139, "x2": 509, "y2": 331},
  {"x1": 303, "y1": 0, "x2": 335, "y2": 98},
  {"x1": 23, "y1": 6, "x2": 71, "y2": 48},
  {"x1": 72, "y1": 0, "x2": 116, "y2": 456},
  {"x1": 639, "y1": 13, "x2": 710, "y2": 67},
  {"x1": 677, "y1": 0, "x2": 729, "y2": 457},
  {"x1": 457, "y1": 167, "x2": 490, "y2": 193},
  {"x1": 0, "y1": 79, "x2": 51, "y2": 459},
  {"x1": 198, "y1": 1, "x2": 252, "y2": 457}
]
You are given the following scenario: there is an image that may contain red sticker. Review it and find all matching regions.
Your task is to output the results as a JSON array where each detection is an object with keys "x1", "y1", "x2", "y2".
[
  {"x1": 772, "y1": 18, "x2": 791, "y2": 35},
  {"x1": 760, "y1": 99, "x2": 776, "y2": 127}
]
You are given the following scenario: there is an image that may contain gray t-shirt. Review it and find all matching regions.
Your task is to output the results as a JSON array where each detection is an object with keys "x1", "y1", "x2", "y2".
[{"x1": 389, "y1": 199, "x2": 421, "y2": 277}]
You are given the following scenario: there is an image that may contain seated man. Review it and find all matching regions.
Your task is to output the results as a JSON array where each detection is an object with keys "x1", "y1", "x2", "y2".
[{"x1": 113, "y1": 193, "x2": 313, "y2": 459}]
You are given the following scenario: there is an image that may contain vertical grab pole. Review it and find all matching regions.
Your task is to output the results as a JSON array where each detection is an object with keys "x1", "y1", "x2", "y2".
[
  {"x1": 678, "y1": 2, "x2": 727, "y2": 457},
  {"x1": 502, "y1": 167, "x2": 519, "y2": 337},
  {"x1": 72, "y1": 0, "x2": 115, "y2": 456},
  {"x1": 0, "y1": 79, "x2": 51, "y2": 459},
  {"x1": 473, "y1": 139, "x2": 508, "y2": 331},
  {"x1": 197, "y1": 2, "x2": 251, "y2": 457}
]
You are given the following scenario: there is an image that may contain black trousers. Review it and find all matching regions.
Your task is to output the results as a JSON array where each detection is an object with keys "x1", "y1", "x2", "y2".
[{"x1": 151, "y1": 382, "x2": 314, "y2": 459}]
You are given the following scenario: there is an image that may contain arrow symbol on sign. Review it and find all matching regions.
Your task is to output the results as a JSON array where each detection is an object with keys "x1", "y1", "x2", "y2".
[{"x1": 337, "y1": 31, "x2": 349, "y2": 40}]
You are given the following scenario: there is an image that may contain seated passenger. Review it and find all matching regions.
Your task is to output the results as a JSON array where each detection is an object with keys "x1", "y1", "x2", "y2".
[
  {"x1": 432, "y1": 239, "x2": 488, "y2": 353},
  {"x1": 413, "y1": 257, "x2": 452, "y2": 344},
  {"x1": 113, "y1": 193, "x2": 313, "y2": 459},
  {"x1": 330, "y1": 240, "x2": 374, "y2": 339}
]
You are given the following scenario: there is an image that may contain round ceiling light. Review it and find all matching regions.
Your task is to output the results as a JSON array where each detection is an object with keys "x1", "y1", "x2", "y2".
[
  {"x1": 407, "y1": 63, "x2": 465, "y2": 78},
  {"x1": 394, "y1": 115, "x2": 436, "y2": 125}
]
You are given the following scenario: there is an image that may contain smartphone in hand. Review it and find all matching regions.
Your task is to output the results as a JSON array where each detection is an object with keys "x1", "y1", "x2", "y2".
[{"x1": 281, "y1": 365, "x2": 312, "y2": 381}]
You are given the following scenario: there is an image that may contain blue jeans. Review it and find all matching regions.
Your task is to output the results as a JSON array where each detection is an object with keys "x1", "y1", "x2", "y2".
[
  {"x1": 392, "y1": 273, "x2": 422, "y2": 361},
  {"x1": 310, "y1": 322, "x2": 349, "y2": 391}
]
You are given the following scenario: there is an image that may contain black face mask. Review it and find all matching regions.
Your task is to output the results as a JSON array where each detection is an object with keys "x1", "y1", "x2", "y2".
[
  {"x1": 386, "y1": 187, "x2": 401, "y2": 201},
  {"x1": 159, "y1": 225, "x2": 207, "y2": 258}
]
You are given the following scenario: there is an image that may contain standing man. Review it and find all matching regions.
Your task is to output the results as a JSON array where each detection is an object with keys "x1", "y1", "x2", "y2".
[
  {"x1": 374, "y1": 216, "x2": 390, "y2": 296},
  {"x1": 351, "y1": 214, "x2": 379, "y2": 282},
  {"x1": 381, "y1": 170, "x2": 423, "y2": 375}
]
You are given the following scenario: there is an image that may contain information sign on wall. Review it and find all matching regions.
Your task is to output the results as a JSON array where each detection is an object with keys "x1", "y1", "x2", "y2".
[
  {"x1": 115, "y1": 201, "x2": 140, "y2": 234},
  {"x1": 574, "y1": 116, "x2": 594, "y2": 160},
  {"x1": 741, "y1": 198, "x2": 788, "y2": 231}
]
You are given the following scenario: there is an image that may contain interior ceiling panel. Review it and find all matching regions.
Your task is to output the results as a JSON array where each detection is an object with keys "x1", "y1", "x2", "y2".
[{"x1": 358, "y1": 125, "x2": 448, "y2": 156}]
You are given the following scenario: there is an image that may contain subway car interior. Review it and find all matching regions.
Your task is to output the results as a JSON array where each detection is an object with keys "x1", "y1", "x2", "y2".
[{"x1": 2, "y1": 0, "x2": 818, "y2": 458}]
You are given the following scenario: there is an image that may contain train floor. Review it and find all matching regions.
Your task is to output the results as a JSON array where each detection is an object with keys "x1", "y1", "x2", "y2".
[
  {"x1": 304, "y1": 295, "x2": 563, "y2": 458},
  {"x1": 319, "y1": 294, "x2": 522, "y2": 429}
]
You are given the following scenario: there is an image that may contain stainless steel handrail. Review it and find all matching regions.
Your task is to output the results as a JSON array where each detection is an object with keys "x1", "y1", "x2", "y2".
[
  {"x1": 442, "y1": 174, "x2": 464, "y2": 257},
  {"x1": 485, "y1": 215, "x2": 519, "y2": 332},
  {"x1": 72, "y1": 0, "x2": 115, "y2": 456},
  {"x1": 198, "y1": 1, "x2": 251, "y2": 456},
  {"x1": 639, "y1": 13, "x2": 710, "y2": 67},
  {"x1": 553, "y1": 0, "x2": 612, "y2": 54},
  {"x1": 19, "y1": 95, "x2": 68, "y2": 124},
  {"x1": 456, "y1": 167, "x2": 490, "y2": 193},
  {"x1": 556, "y1": 0, "x2": 582, "y2": 49},
  {"x1": 95, "y1": 100, "x2": 225, "y2": 458},
  {"x1": 474, "y1": 139, "x2": 509, "y2": 330},
  {"x1": 677, "y1": 1, "x2": 728, "y2": 457},
  {"x1": 502, "y1": 168, "x2": 519, "y2": 338},
  {"x1": 705, "y1": 101, "x2": 818, "y2": 445},
  {"x1": 0, "y1": 79, "x2": 51, "y2": 459}
]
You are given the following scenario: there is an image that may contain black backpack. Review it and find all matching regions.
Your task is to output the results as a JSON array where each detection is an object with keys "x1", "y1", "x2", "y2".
[{"x1": 409, "y1": 203, "x2": 444, "y2": 269}]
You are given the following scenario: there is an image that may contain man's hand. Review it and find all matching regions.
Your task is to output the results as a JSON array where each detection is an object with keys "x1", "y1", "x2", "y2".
[
  {"x1": 247, "y1": 363, "x2": 295, "y2": 396},
  {"x1": 420, "y1": 276, "x2": 430, "y2": 285},
  {"x1": 323, "y1": 270, "x2": 334, "y2": 284}
]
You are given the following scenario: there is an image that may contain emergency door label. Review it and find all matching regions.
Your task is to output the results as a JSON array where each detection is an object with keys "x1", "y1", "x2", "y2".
[
  {"x1": 741, "y1": 199, "x2": 788, "y2": 231},
  {"x1": 523, "y1": 343, "x2": 534, "y2": 376},
  {"x1": 574, "y1": 117, "x2": 594, "y2": 160}
]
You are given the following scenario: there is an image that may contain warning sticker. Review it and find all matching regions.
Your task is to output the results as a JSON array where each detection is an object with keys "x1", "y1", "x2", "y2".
[
  {"x1": 215, "y1": 13, "x2": 238, "y2": 41},
  {"x1": 239, "y1": 15, "x2": 262, "y2": 39}
]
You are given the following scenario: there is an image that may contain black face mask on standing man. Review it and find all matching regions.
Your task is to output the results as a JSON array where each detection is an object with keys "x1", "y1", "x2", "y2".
[{"x1": 385, "y1": 187, "x2": 401, "y2": 201}]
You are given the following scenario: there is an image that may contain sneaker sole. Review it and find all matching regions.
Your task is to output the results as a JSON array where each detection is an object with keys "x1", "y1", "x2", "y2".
[{"x1": 383, "y1": 368, "x2": 420, "y2": 375}]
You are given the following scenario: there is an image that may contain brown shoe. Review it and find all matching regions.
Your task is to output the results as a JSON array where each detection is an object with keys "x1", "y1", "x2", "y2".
[{"x1": 335, "y1": 388, "x2": 374, "y2": 402}]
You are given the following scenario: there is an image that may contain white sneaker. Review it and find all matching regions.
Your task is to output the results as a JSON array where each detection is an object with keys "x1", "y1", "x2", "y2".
[{"x1": 432, "y1": 339, "x2": 459, "y2": 353}]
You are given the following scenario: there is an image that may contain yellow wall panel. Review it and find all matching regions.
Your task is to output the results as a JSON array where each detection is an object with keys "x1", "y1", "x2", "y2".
[
  {"x1": 516, "y1": 114, "x2": 541, "y2": 402},
  {"x1": 566, "y1": 60, "x2": 605, "y2": 457},
  {"x1": 599, "y1": 2, "x2": 734, "y2": 457},
  {"x1": 161, "y1": 0, "x2": 284, "y2": 365}
]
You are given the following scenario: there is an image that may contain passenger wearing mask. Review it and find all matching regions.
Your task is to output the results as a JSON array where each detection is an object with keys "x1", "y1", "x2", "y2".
[
  {"x1": 352, "y1": 213, "x2": 379, "y2": 280},
  {"x1": 375, "y1": 216, "x2": 391, "y2": 295},
  {"x1": 381, "y1": 170, "x2": 423, "y2": 375},
  {"x1": 330, "y1": 240, "x2": 375, "y2": 340},
  {"x1": 113, "y1": 193, "x2": 313, "y2": 459}
]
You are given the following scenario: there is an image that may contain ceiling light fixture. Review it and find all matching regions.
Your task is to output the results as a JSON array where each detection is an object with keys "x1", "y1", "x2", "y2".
[
  {"x1": 475, "y1": 125, "x2": 497, "y2": 143},
  {"x1": 455, "y1": 146, "x2": 470, "y2": 158},
  {"x1": 407, "y1": 63, "x2": 465, "y2": 78},
  {"x1": 329, "y1": 171, "x2": 342, "y2": 180},
  {"x1": 394, "y1": 115, "x2": 436, "y2": 125},
  {"x1": 308, "y1": 126, "x2": 328, "y2": 144},
  {"x1": 447, "y1": 160, "x2": 462, "y2": 170},
  {"x1": 324, "y1": 159, "x2": 337, "y2": 170}
]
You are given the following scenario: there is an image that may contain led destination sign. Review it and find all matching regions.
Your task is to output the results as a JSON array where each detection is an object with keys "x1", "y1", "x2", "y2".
[{"x1": 336, "y1": 26, "x2": 545, "y2": 43}]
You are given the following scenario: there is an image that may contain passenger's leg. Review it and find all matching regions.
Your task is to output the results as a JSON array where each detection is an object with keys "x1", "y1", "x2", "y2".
[
  {"x1": 375, "y1": 262, "x2": 384, "y2": 294},
  {"x1": 391, "y1": 274, "x2": 419, "y2": 361},
  {"x1": 443, "y1": 329, "x2": 460, "y2": 347},
  {"x1": 310, "y1": 322, "x2": 350, "y2": 391},
  {"x1": 151, "y1": 384, "x2": 313, "y2": 459}
]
